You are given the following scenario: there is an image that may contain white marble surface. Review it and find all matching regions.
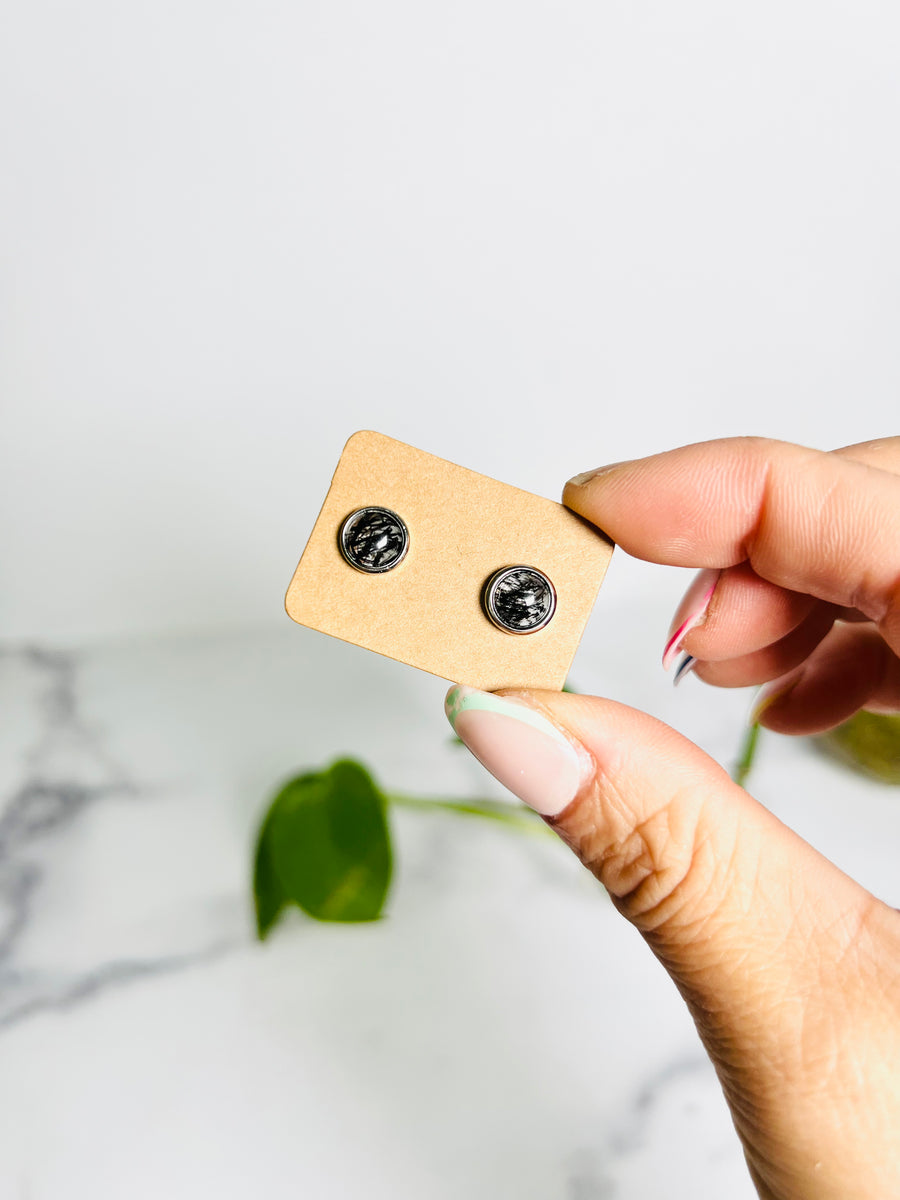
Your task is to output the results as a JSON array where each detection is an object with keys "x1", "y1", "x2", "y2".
[{"x1": 1, "y1": 592, "x2": 898, "y2": 1199}]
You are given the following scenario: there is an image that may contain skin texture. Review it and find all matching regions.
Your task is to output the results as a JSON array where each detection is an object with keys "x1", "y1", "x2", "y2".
[{"x1": 478, "y1": 437, "x2": 900, "y2": 1200}]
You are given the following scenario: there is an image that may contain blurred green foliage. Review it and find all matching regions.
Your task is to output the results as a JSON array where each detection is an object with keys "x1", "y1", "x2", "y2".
[
  {"x1": 253, "y1": 759, "x2": 393, "y2": 936},
  {"x1": 815, "y1": 711, "x2": 900, "y2": 784},
  {"x1": 253, "y1": 686, "x2": 900, "y2": 938},
  {"x1": 253, "y1": 758, "x2": 548, "y2": 937}
]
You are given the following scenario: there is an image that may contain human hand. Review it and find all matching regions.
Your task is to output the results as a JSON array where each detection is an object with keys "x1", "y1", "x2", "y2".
[{"x1": 444, "y1": 436, "x2": 900, "y2": 1200}]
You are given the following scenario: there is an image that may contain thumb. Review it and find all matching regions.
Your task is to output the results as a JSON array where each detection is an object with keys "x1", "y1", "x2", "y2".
[
  {"x1": 444, "y1": 683, "x2": 874, "y2": 987},
  {"x1": 444, "y1": 684, "x2": 900, "y2": 1195}
]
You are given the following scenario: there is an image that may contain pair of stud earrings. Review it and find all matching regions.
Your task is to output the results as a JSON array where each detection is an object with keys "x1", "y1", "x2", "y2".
[{"x1": 338, "y1": 506, "x2": 557, "y2": 635}]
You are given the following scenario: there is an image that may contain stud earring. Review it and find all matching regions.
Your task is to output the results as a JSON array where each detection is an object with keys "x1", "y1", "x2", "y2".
[
  {"x1": 339, "y1": 507, "x2": 410, "y2": 573},
  {"x1": 482, "y1": 565, "x2": 557, "y2": 634}
]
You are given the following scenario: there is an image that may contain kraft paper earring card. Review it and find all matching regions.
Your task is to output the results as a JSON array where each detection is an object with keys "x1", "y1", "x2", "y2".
[{"x1": 284, "y1": 431, "x2": 614, "y2": 692}]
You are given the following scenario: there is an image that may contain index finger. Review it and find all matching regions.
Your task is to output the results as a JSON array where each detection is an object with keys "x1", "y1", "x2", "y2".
[{"x1": 563, "y1": 436, "x2": 900, "y2": 648}]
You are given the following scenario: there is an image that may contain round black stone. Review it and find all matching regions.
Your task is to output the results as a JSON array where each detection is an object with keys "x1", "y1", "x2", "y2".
[
  {"x1": 484, "y1": 566, "x2": 556, "y2": 633},
  {"x1": 339, "y1": 507, "x2": 409, "y2": 573}
]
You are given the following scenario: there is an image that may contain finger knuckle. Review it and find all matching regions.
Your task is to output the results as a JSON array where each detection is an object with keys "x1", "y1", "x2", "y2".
[{"x1": 586, "y1": 781, "x2": 737, "y2": 943}]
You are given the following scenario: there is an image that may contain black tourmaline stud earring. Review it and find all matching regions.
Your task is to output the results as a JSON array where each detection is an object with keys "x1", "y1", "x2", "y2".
[
  {"x1": 482, "y1": 565, "x2": 557, "y2": 634},
  {"x1": 339, "y1": 506, "x2": 410, "y2": 573}
]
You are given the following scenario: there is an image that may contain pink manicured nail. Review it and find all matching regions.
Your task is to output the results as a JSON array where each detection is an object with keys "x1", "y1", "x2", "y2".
[
  {"x1": 662, "y1": 569, "x2": 720, "y2": 671},
  {"x1": 444, "y1": 685, "x2": 593, "y2": 817}
]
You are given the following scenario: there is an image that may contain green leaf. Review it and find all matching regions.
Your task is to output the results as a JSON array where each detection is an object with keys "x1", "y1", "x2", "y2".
[
  {"x1": 264, "y1": 759, "x2": 393, "y2": 924},
  {"x1": 815, "y1": 711, "x2": 900, "y2": 784},
  {"x1": 253, "y1": 809, "x2": 288, "y2": 940}
]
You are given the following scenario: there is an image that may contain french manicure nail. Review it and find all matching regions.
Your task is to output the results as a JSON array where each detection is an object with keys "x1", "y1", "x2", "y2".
[
  {"x1": 673, "y1": 654, "x2": 698, "y2": 686},
  {"x1": 663, "y1": 568, "x2": 721, "y2": 671},
  {"x1": 444, "y1": 685, "x2": 593, "y2": 817}
]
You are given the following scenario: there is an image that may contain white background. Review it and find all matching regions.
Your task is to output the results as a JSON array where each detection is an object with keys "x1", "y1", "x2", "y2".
[{"x1": 2, "y1": 0, "x2": 899, "y2": 642}]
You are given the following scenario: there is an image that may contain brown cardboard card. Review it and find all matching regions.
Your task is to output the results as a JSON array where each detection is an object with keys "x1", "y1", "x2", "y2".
[{"x1": 284, "y1": 431, "x2": 614, "y2": 691}]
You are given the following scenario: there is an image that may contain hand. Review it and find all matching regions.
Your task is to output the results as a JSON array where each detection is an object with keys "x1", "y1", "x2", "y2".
[{"x1": 444, "y1": 436, "x2": 900, "y2": 1200}]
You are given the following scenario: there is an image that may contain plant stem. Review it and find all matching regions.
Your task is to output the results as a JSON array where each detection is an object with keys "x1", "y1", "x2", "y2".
[
  {"x1": 732, "y1": 722, "x2": 761, "y2": 788},
  {"x1": 386, "y1": 792, "x2": 554, "y2": 837}
]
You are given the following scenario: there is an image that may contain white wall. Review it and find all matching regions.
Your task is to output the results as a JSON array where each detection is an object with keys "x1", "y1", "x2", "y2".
[{"x1": 3, "y1": 0, "x2": 899, "y2": 642}]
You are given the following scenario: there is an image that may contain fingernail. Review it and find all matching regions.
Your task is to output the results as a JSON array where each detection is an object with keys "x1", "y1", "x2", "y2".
[
  {"x1": 749, "y1": 673, "x2": 802, "y2": 724},
  {"x1": 673, "y1": 654, "x2": 698, "y2": 686},
  {"x1": 663, "y1": 568, "x2": 721, "y2": 671},
  {"x1": 444, "y1": 685, "x2": 593, "y2": 817},
  {"x1": 565, "y1": 460, "x2": 633, "y2": 487}
]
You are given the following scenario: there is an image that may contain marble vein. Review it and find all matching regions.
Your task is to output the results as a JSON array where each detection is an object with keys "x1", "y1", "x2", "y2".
[{"x1": 0, "y1": 646, "x2": 242, "y2": 1032}]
